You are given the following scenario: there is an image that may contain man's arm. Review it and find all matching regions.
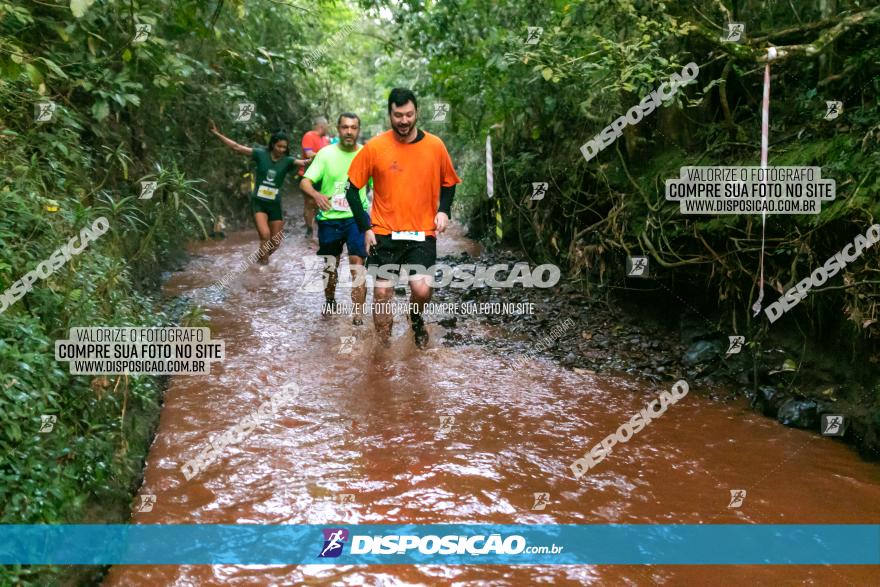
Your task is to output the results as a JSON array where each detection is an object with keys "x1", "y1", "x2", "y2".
[
  {"x1": 434, "y1": 184, "x2": 455, "y2": 233},
  {"x1": 345, "y1": 181, "x2": 371, "y2": 232},
  {"x1": 301, "y1": 178, "x2": 331, "y2": 211},
  {"x1": 439, "y1": 184, "x2": 455, "y2": 215},
  {"x1": 435, "y1": 141, "x2": 461, "y2": 234},
  {"x1": 346, "y1": 145, "x2": 375, "y2": 249},
  {"x1": 301, "y1": 151, "x2": 330, "y2": 210}
]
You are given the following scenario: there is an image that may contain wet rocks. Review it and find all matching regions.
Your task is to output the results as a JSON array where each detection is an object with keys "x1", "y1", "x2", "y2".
[
  {"x1": 430, "y1": 247, "x2": 879, "y2": 459},
  {"x1": 682, "y1": 339, "x2": 722, "y2": 366},
  {"x1": 777, "y1": 398, "x2": 819, "y2": 429},
  {"x1": 751, "y1": 386, "x2": 787, "y2": 417}
]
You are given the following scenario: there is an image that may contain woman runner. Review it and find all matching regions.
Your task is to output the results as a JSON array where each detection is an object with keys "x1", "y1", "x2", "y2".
[{"x1": 209, "y1": 120, "x2": 308, "y2": 264}]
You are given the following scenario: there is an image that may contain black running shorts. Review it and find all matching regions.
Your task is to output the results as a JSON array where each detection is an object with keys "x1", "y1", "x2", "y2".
[{"x1": 367, "y1": 234, "x2": 437, "y2": 278}]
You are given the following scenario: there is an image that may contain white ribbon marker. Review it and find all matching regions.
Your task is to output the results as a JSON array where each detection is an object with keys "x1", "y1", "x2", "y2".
[
  {"x1": 486, "y1": 133, "x2": 494, "y2": 199},
  {"x1": 752, "y1": 46, "x2": 777, "y2": 316}
]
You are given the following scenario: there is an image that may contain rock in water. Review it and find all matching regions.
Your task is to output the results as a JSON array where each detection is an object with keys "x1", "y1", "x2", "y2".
[
  {"x1": 777, "y1": 398, "x2": 819, "y2": 429},
  {"x1": 438, "y1": 317, "x2": 457, "y2": 328},
  {"x1": 752, "y1": 386, "x2": 787, "y2": 417},
  {"x1": 682, "y1": 339, "x2": 721, "y2": 366}
]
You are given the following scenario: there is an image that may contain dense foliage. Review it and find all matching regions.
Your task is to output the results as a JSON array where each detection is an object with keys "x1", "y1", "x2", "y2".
[
  {"x1": 0, "y1": 0, "x2": 362, "y2": 583},
  {"x1": 362, "y1": 0, "x2": 880, "y2": 350}
]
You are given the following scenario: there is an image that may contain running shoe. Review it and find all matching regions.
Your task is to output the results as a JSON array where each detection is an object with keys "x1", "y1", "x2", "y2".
[{"x1": 410, "y1": 313, "x2": 429, "y2": 349}]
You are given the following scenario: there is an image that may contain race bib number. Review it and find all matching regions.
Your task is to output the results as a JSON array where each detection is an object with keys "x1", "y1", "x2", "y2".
[
  {"x1": 331, "y1": 181, "x2": 349, "y2": 211},
  {"x1": 392, "y1": 231, "x2": 425, "y2": 242},
  {"x1": 256, "y1": 184, "x2": 278, "y2": 200}
]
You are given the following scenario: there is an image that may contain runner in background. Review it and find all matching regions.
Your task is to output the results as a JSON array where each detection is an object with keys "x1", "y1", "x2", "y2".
[
  {"x1": 209, "y1": 120, "x2": 308, "y2": 264},
  {"x1": 344, "y1": 88, "x2": 461, "y2": 349},
  {"x1": 300, "y1": 113, "x2": 370, "y2": 325},
  {"x1": 299, "y1": 117, "x2": 331, "y2": 238}
]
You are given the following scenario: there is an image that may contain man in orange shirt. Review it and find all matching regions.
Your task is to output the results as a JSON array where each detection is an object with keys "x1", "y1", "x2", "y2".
[
  {"x1": 346, "y1": 88, "x2": 461, "y2": 348},
  {"x1": 300, "y1": 116, "x2": 330, "y2": 238}
]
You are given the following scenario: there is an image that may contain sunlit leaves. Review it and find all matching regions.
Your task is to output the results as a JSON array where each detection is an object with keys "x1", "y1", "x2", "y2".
[
  {"x1": 69, "y1": 0, "x2": 96, "y2": 19},
  {"x1": 91, "y1": 99, "x2": 109, "y2": 121},
  {"x1": 23, "y1": 62, "x2": 44, "y2": 87},
  {"x1": 38, "y1": 58, "x2": 68, "y2": 80}
]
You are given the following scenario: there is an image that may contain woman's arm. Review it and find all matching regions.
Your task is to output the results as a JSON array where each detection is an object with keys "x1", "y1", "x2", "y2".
[{"x1": 209, "y1": 119, "x2": 253, "y2": 156}]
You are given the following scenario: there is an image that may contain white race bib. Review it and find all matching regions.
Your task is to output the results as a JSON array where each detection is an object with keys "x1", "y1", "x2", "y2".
[
  {"x1": 331, "y1": 181, "x2": 349, "y2": 211},
  {"x1": 392, "y1": 231, "x2": 426, "y2": 242},
  {"x1": 256, "y1": 185, "x2": 278, "y2": 200}
]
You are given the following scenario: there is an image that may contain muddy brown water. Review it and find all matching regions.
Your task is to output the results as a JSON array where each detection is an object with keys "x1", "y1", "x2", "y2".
[{"x1": 104, "y1": 194, "x2": 880, "y2": 586}]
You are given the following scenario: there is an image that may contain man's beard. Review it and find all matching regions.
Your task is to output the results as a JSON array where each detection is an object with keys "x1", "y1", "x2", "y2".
[{"x1": 393, "y1": 122, "x2": 414, "y2": 137}]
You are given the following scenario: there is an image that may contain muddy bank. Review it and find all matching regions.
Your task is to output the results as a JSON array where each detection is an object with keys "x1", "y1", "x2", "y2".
[{"x1": 431, "y1": 248, "x2": 880, "y2": 460}]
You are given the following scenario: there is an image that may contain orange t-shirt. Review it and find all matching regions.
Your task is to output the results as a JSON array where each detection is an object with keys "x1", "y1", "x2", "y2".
[{"x1": 347, "y1": 130, "x2": 461, "y2": 237}]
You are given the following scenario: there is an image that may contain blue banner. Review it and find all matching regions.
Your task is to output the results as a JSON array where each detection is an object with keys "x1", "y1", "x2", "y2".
[{"x1": 1, "y1": 524, "x2": 878, "y2": 565}]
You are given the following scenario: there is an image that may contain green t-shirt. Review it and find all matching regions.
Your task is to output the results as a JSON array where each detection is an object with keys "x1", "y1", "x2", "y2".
[
  {"x1": 303, "y1": 144, "x2": 370, "y2": 221},
  {"x1": 251, "y1": 148, "x2": 295, "y2": 202}
]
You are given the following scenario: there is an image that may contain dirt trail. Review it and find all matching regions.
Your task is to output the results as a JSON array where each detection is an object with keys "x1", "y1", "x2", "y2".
[{"x1": 105, "y1": 194, "x2": 880, "y2": 586}]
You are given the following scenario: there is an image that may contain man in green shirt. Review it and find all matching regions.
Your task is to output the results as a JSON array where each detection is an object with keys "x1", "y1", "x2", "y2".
[{"x1": 301, "y1": 112, "x2": 370, "y2": 324}]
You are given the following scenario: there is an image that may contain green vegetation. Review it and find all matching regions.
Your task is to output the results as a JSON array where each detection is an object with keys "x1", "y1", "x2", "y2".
[
  {"x1": 0, "y1": 0, "x2": 363, "y2": 583},
  {"x1": 364, "y1": 0, "x2": 880, "y2": 358},
  {"x1": 2, "y1": 0, "x2": 879, "y2": 582}
]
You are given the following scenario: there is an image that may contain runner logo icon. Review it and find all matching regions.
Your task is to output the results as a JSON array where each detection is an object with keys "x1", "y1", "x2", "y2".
[
  {"x1": 627, "y1": 256, "x2": 649, "y2": 277},
  {"x1": 531, "y1": 182, "x2": 548, "y2": 201},
  {"x1": 35, "y1": 101, "x2": 57, "y2": 122},
  {"x1": 723, "y1": 22, "x2": 744, "y2": 42},
  {"x1": 821, "y1": 414, "x2": 846, "y2": 436},
  {"x1": 825, "y1": 101, "x2": 843, "y2": 121},
  {"x1": 728, "y1": 489, "x2": 746, "y2": 508},
  {"x1": 525, "y1": 27, "x2": 543, "y2": 45},
  {"x1": 532, "y1": 492, "x2": 550, "y2": 510},
  {"x1": 319, "y1": 528, "x2": 349, "y2": 558},
  {"x1": 726, "y1": 335, "x2": 745, "y2": 355},
  {"x1": 39, "y1": 415, "x2": 57, "y2": 433}
]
